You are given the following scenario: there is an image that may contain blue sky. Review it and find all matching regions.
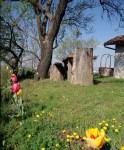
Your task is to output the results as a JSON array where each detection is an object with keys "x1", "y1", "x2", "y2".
[{"x1": 80, "y1": 7, "x2": 124, "y2": 70}]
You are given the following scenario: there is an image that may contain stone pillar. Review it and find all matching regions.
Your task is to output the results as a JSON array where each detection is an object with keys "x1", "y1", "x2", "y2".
[{"x1": 71, "y1": 48, "x2": 93, "y2": 86}]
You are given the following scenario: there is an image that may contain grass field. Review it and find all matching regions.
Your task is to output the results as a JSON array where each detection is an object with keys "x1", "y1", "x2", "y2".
[{"x1": 1, "y1": 77, "x2": 124, "y2": 150}]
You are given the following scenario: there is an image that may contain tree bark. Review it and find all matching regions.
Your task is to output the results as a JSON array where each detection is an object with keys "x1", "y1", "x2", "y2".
[
  {"x1": 34, "y1": 0, "x2": 69, "y2": 79},
  {"x1": 37, "y1": 38, "x2": 53, "y2": 79},
  {"x1": 71, "y1": 48, "x2": 93, "y2": 86}
]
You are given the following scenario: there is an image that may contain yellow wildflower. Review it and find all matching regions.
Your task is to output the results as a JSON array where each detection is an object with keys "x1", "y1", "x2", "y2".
[
  {"x1": 62, "y1": 129, "x2": 66, "y2": 133},
  {"x1": 114, "y1": 129, "x2": 119, "y2": 133},
  {"x1": 67, "y1": 138, "x2": 71, "y2": 142},
  {"x1": 82, "y1": 136, "x2": 87, "y2": 140},
  {"x1": 98, "y1": 122, "x2": 102, "y2": 126},
  {"x1": 27, "y1": 134, "x2": 31, "y2": 138},
  {"x1": 103, "y1": 126, "x2": 107, "y2": 131},
  {"x1": 33, "y1": 119, "x2": 38, "y2": 122},
  {"x1": 42, "y1": 111, "x2": 45, "y2": 114},
  {"x1": 120, "y1": 146, "x2": 124, "y2": 150},
  {"x1": 66, "y1": 135, "x2": 70, "y2": 138},
  {"x1": 105, "y1": 123, "x2": 109, "y2": 127},
  {"x1": 85, "y1": 128, "x2": 105, "y2": 149},
  {"x1": 73, "y1": 132, "x2": 77, "y2": 136},
  {"x1": 55, "y1": 143, "x2": 60, "y2": 148},
  {"x1": 36, "y1": 114, "x2": 40, "y2": 118},
  {"x1": 6, "y1": 66, "x2": 9, "y2": 70},
  {"x1": 41, "y1": 148, "x2": 45, "y2": 150},
  {"x1": 105, "y1": 137, "x2": 111, "y2": 142},
  {"x1": 75, "y1": 135, "x2": 79, "y2": 139}
]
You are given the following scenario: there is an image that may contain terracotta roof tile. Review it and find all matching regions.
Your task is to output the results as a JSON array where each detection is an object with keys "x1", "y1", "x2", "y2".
[{"x1": 104, "y1": 35, "x2": 124, "y2": 46}]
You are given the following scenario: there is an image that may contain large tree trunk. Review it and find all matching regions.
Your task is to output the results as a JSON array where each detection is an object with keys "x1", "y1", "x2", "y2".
[
  {"x1": 34, "y1": 0, "x2": 69, "y2": 79},
  {"x1": 37, "y1": 39, "x2": 53, "y2": 79}
]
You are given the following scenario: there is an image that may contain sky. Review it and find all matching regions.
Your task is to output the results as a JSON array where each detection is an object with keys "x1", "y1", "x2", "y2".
[{"x1": 79, "y1": 7, "x2": 124, "y2": 71}]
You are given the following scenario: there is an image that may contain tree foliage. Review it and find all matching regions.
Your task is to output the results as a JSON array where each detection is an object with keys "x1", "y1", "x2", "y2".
[
  {"x1": 0, "y1": 1, "x2": 40, "y2": 72},
  {"x1": 54, "y1": 31, "x2": 99, "y2": 61}
]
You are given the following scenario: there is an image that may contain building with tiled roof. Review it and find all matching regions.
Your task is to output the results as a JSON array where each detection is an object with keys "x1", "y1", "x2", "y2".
[{"x1": 104, "y1": 35, "x2": 124, "y2": 79}]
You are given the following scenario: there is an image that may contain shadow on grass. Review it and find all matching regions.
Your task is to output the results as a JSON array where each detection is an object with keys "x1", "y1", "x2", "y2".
[
  {"x1": 0, "y1": 130, "x2": 6, "y2": 150},
  {"x1": 93, "y1": 79, "x2": 102, "y2": 85},
  {"x1": 94, "y1": 76, "x2": 124, "y2": 85},
  {"x1": 101, "y1": 143, "x2": 111, "y2": 150}
]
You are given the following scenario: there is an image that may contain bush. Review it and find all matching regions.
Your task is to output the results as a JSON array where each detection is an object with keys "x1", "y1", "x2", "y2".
[{"x1": 18, "y1": 68, "x2": 35, "y2": 80}]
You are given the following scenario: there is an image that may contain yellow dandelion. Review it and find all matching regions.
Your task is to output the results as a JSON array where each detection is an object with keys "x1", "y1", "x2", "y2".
[
  {"x1": 67, "y1": 138, "x2": 70, "y2": 142},
  {"x1": 75, "y1": 135, "x2": 79, "y2": 139},
  {"x1": 82, "y1": 136, "x2": 87, "y2": 140},
  {"x1": 111, "y1": 125, "x2": 115, "y2": 128},
  {"x1": 105, "y1": 137, "x2": 111, "y2": 142},
  {"x1": 105, "y1": 123, "x2": 109, "y2": 127},
  {"x1": 112, "y1": 118, "x2": 116, "y2": 121},
  {"x1": 66, "y1": 135, "x2": 70, "y2": 138},
  {"x1": 27, "y1": 134, "x2": 31, "y2": 138},
  {"x1": 36, "y1": 114, "x2": 40, "y2": 118},
  {"x1": 62, "y1": 129, "x2": 66, "y2": 133},
  {"x1": 33, "y1": 119, "x2": 38, "y2": 122},
  {"x1": 55, "y1": 143, "x2": 60, "y2": 148},
  {"x1": 42, "y1": 111, "x2": 45, "y2": 114},
  {"x1": 114, "y1": 129, "x2": 119, "y2": 133},
  {"x1": 98, "y1": 122, "x2": 102, "y2": 126},
  {"x1": 41, "y1": 148, "x2": 45, "y2": 150},
  {"x1": 6, "y1": 66, "x2": 9, "y2": 70},
  {"x1": 103, "y1": 126, "x2": 107, "y2": 131},
  {"x1": 73, "y1": 132, "x2": 77, "y2": 136},
  {"x1": 19, "y1": 122, "x2": 23, "y2": 126}
]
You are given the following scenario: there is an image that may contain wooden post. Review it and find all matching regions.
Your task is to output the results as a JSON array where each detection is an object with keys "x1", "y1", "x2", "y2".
[{"x1": 71, "y1": 48, "x2": 93, "y2": 86}]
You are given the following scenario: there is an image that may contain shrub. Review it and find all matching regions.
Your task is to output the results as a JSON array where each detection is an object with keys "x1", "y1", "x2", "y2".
[{"x1": 18, "y1": 68, "x2": 35, "y2": 80}]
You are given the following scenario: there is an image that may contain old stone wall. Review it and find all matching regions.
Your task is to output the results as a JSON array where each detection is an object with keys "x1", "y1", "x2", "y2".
[{"x1": 114, "y1": 45, "x2": 124, "y2": 79}]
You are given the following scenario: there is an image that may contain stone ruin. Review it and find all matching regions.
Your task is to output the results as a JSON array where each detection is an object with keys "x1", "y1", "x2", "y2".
[{"x1": 50, "y1": 48, "x2": 93, "y2": 86}]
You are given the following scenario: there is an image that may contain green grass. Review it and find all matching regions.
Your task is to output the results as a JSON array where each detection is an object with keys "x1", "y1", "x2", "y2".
[{"x1": 1, "y1": 77, "x2": 124, "y2": 150}]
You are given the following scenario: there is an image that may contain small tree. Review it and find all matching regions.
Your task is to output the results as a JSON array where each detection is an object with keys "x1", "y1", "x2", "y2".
[
  {"x1": 0, "y1": 16, "x2": 25, "y2": 73},
  {"x1": 54, "y1": 31, "x2": 98, "y2": 61}
]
